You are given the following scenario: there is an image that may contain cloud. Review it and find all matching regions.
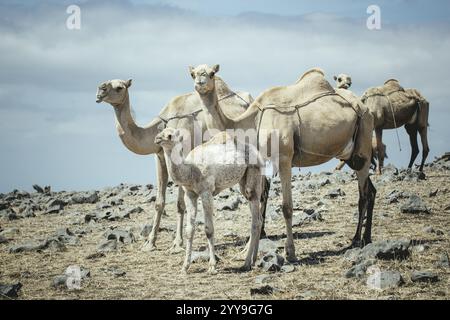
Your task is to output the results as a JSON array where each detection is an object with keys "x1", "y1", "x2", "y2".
[{"x1": 0, "y1": 0, "x2": 449, "y2": 192}]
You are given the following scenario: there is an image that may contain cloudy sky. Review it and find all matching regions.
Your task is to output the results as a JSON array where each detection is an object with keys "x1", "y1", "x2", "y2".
[{"x1": 1, "y1": 0, "x2": 449, "y2": 193}]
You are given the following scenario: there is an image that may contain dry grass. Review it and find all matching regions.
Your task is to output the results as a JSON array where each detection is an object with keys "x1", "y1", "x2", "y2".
[{"x1": 1, "y1": 169, "x2": 449, "y2": 300}]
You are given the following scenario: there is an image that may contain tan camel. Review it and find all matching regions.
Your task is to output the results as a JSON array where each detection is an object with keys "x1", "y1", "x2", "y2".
[
  {"x1": 362, "y1": 79, "x2": 430, "y2": 175},
  {"x1": 335, "y1": 136, "x2": 388, "y2": 171},
  {"x1": 334, "y1": 74, "x2": 352, "y2": 89},
  {"x1": 192, "y1": 67, "x2": 376, "y2": 261},
  {"x1": 155, "y1": 128, "x2": 264, "y2": 273},
  {"x1": 188, "y1": 64, "x2": 270, "y2": 238},
  {"x1": 95, "y1": 76, "x2": 252, "y2": 252}
]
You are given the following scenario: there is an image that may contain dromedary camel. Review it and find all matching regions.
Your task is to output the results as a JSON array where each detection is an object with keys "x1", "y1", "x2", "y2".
[
  {"x1": 155, "y1": 128, "x2": 264, "y2": 273},
  {"x1": 335, "y1": 136, "x2": 388, "y2": 171},
  {"x1": 187, "y1": 64, "x2": 270, "y2": 238},
  {"x1": 362, "y1": 79, "x2": 430, "y2": 175},
  {"x1": 95, "y1": 76, "x2": 252, "y2": 252},
  {"x1": 192, "y1": 67, "x2": 376, "y2": 261}
]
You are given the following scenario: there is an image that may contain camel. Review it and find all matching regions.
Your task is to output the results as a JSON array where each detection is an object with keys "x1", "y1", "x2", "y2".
[
  {"x1": 334, "y1": 74, "x2": 352, "y2": 89},
  {"x1": 362, "y1": 79, "x2": 430, "y2": 175},
  {"x1": 188, "y1": 64, "x2": 271, "y2": 238},
  {"x1": 191, "y1": 67, "x2": 376, "y2": 261},
  {"x1": 154, "y1": 128, "x2": 264, "y2": 273},
  {"x1": 335, "y1": 136, "x2": 388, "y2": 171},
  {"x1": 95, "y1": 76, "x2": 252, "y2": 252}
]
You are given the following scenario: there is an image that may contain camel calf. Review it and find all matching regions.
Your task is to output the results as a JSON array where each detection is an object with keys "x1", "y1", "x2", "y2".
[{"x1": 155, "y1": 128, "x2": 265, "y2": 273}]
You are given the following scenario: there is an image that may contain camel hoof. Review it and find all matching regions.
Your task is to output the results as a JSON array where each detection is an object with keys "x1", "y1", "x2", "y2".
[
  {"x1": 239, "y1": 264, "x2": 252, "y2": 272},
  {"x1": 418, "y1": 172, "x2": 426, "y2": 180},
  {"x1": 167, "y1": 244, "x2": 185, "y2": 254},
  {"x1": 141, "y1": 241, "x2": 156, "y2": 252},
  {"x1": 207, "y1": 267, "x2": 218, "y2": 275}
]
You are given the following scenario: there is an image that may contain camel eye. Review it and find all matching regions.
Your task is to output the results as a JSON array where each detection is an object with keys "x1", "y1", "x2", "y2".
[
  {"x1": 167, "y1": 134, "x2": 172, "y2": 140},
  {"x1": 338, "y1": 78, "x2": 342, "y2": 82},
  {"x1": 116, "y1": 87, "x2": 123, "y2": 92}
]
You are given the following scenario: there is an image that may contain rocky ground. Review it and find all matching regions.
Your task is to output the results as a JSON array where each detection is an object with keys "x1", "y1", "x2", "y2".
[{"x1": 1, "y1": 154, "x2": 449, "y2": 300}]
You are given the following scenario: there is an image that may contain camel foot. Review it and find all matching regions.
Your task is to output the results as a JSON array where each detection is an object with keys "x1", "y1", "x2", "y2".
[
  {"x1": 418, "y1": 172, "x2": 426, "y2": 180},
  {"x1": 239, "y1": 264, "x2": 252, "y2": 272},
  {"x1": 141, "y1": 240, "x2": 157, "y2": 252},
  {"x1": 207, "y1": 266, "x2": 218, "y2": 275},
  {"x1": 167, "y1": 244, "x2": 185, "y2": 254}
]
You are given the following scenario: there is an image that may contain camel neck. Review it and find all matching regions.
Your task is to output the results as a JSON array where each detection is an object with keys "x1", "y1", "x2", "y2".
[
  {"x1": 162, "y1": 146, "x2": 193, "y2": 186},
  {"x1": 198, "y1": 90, "x2": 228, "y2": 131},
  {"x1": 112, "y1": 93, "x2": 161, "y2": 155}
]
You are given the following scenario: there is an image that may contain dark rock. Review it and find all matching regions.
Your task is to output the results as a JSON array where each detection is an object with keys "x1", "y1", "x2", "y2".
[
  {"x1": 45, "y1": 199, "x2": 66, "y2": 214},
  {"x1": 0, "y1": 282, "x2": 22, "y2": 298},
  {"x1": 411, "y1": 271, "x2": 439, "y2": 283},
  {"x1": 104, "y1": 228, "x2": 135, "y2": 244},
  {"x1": 97, "y1": 239, "x2": 117, "y2": 252},
  {"x1": 429, "y1": 189, "x2": 438, "y2": 197},
  {"x1": 344, "y1": 240, "x2": 411, "y2": 263},
  {"x1": 366, "y1": 271, "x2": 403, "y2": 290},
  {"x1": 258, "y1": 252, "x2": 285, "y2": 272},
  {"x1": 401, "y1": 195, "x2": 430, "y2": 214},
  {"x1": 45, "y1": 238, "x2": 67, "y2": 252},
  {"x1": 1, "y1": 208, "x2": 21, "y2": 220},
  {"x1": 86, "y1": 252, "x2": 105, "y2": 260},
  {"x1": 140, "y1": 224, "x2": 153, "y2": 238},
  {"x1": 344, "y1": 259, "x2": 376, "y2": 278},
  {"x1": 32, "y1": 185, "x2": 44, "y2": 193},
  {"x1": 71, "y1": 191, "x2": 99, "y2": 204},
  {"x1": 126, "y1": 206, "x2": 144, "y2": 215},
  {"x1": 436, "y1": 253, "x2": 450, "y2": 268},
  {"x1": 52, "y1": 228, "x2": 79, "y2": 245},
  {"x1": 250, "y1": 285, "x2": 274, "y2": 296},
  {"x1": 326, "y1": 188, "x2": 346, "y2": 199},
  {"x1": 0, "y1": 201, "x2": 9, "y2": 210},
  {"x1": 9, "y1": 240, "x2": 48, "y2": 253},
  {"x1": 108, "y1": 210, "x2": 130, "y2": 221},
  {"x1": 217, "y1": 196, "x2": 242, "y2": 211}
]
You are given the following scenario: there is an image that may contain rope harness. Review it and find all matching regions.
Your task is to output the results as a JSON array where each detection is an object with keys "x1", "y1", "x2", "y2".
[{"x1": 255, "y1": 91, "x2": 363, "y2": 159}]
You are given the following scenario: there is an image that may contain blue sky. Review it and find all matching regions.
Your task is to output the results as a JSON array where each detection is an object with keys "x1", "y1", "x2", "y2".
[{"x1": 0, "y1": 0, "x2": 449, "y2": 193}]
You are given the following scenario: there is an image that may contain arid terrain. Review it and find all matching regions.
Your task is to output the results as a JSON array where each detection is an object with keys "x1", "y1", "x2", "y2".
[{"x1": 1, "y1": 155, "x2": 449, "y2": 300}]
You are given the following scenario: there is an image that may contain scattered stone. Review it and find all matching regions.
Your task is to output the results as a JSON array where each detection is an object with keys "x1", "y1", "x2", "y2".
[
  {"x1": 258, "y1": 238, "x2": 279, "y2": 255},
  {"x1": 9, "y1": 240, "x2": 48, "y2": 253},
  {"x1": 0, "y1": 282, "x2": 22, "y2": 298},
  {"x1": 0, "y1": 227, "x2": 19, "y2": 239},
  {"x1": 0, "y1": 235, "x2": 8, "y2": 244},
  {"x1": 190, "y1": 250, "x2": 212, "y2": 263},
  {"x1": 86, "y1": 252, "x2": 105, "y2": 260},
  {"x1": 46, "y1": 238, "x2": 67, "y2": 252},
  {"x1": 104, "y1": 228, "x2": 135, "y2": 244},
  {"x1": 217, "y1": 196, "x2": 242, "y2": 211},
  {"x1": 106, "y1": 266, "x2": 126, "y2": 277},
  {"x1": 366, "y1": 271, "x2": 403, "y2": 290},
  {"x1": 423, "y1": 226, "x2": 435, "y2": 234},
  {"x1": 344, "y1": 240, "x2": 411, "y2": 263},
  {"x1": 53, "y1": 266, "x2": 90, "y2": 290},
  {"x1": 326, "y1": 188, "x2": 346, "y2": 199},
  {"x1": 97, "y1": 239, "x2": 118, "y2": 252},
  {"x1": 71, "y1": 191, "x2": 99, "y2": 204},
  {"x1": 52, "y1": 228, "x2": 79, "y2": 245},
  {"x1": 140, "y1": 224, "x2": 153, "y2": 238},
  {"x1": 401, "y1": 195, "x2": 430, "y2": 214},
  {"x1": 281, "y1": 264, "x2": 295, "y2": 273},
  {"x1": 32, "y1": 184, "x2": 44, "y2": 193},
  {"x1": 344, "y1": 259, "x2": 376, "y2": 278},
  {"x1": 411, "y1": 271, "x2": 439, "y2": 283},
  {"x1": 429, "y1": 189, "x2": 438, "y2": 197},
  {"x1": 258, "y1": 252, "x2": 285, "y2": 272},
  {"x1": 255, "y1": 275, "x2": 275, "y2": 285},
  {"x1": 435, "y1": 253, "x2": 449, "y2": 268},
  {"x1": 250, "y1": 285, "x2": 274, "y2": 296}
]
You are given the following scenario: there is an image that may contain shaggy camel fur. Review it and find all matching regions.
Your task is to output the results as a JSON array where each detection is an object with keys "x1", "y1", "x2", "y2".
[
  {"x1": 194, "y1": 67, "x2": 376, "y2": 261},
  {"x1": 155, "y1": 128, "x2": 264, "y2": 273},
  {"x1": 334, "y1": 74, "x2": 352, "y2": 89},
  {"x1": 336, "y1": 136, "x2": 388, "y2": 171},
  {"x1": 362, "y1": 79, "x2": 430, "y2": 175},
  {"x1": 96, "y1": 77, "x2": 251, "y2": 252}
]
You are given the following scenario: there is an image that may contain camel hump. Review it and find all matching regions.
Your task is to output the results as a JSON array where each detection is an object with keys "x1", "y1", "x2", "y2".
[
  {"x1": 296, "y1": 67, "x2": 325, "y2": 83},
  {"x1": 384, "y1": 78, "x2": 400, "y2": 85}
]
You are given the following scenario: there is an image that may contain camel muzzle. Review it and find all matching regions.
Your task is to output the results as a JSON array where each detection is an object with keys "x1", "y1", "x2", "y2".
[{"x1": 96, "y1": 96, "x2": 103, "y2": 103}]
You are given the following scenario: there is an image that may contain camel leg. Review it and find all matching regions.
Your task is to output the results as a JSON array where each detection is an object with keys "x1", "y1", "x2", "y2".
[
  {"x1": 279, "y1": 157, "x2": 296, "y2": 262},
  {"x1": 335, "y1": 160, "x2": 346, "y2": 171},
  {"x1": 405, "y1": 124, "x2": 419, "y2": 171},
  {"x1": 259, "y1": 176, "x2": 270, "y2": 239},
  {"x1": 182, "y1": 190, "x2": 198, "y2": 274},
  {"x1": 375, "y1": 128, "x2": 383, "y2": 175},
  {"x1": 418, "y1": 126, "x2": 430, "y2": 173},
  {"x1": 200, "y1": 191, "x2": 217, "y2": 274},
  {"x1": 168, "y1": 187, "x2": 186, "y2": 253},
  {"x1": 142, "y1": 152, "x2": 168, "y2": 252},
  {"x1": 352, "y1": 161, "x2": 372, "y2": 248},
  {"x1": 362, "y1": 178, "x2": 376, "y2": 245}
]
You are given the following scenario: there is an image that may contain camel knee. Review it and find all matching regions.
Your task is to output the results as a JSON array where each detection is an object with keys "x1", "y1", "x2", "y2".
[
  {"x1": 282, "y1": 203, "x2": 292, "y2": 219},
  {"x1": 155, "y1": 200, "x2": 165, "y2": 213}
]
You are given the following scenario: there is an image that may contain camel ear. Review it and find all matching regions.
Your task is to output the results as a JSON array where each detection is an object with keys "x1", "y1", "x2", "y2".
[
  {"x1": 188, "y1": 66, "x2": 195, "y2": 79},
  {"x1": 212, "y1": 64, "x2": 220, "y2": 74},
  {"x1": 125, "y1": 79, "x2": 132, "y2": 88},
  {"x1": 333, "y1": 75, "x2": 337, "y2": 81}
]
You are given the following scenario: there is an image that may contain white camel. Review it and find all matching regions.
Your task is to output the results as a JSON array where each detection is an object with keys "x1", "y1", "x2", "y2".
[{"x1": 155, "y1": 127, "x2": 265, "y2": 273}]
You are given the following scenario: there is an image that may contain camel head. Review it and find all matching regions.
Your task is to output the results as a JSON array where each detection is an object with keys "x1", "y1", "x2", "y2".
[
  {"x1": 188, "y1": 64, "x2": 220, "y2": 95},
  {"x1": 333, "y1": 74, "x2": 352, "y2": 89},
  {"x1": 96, "y1": 79, "x2": 132, "y2": 105},
  {"x1": 154, "y1": 127, "x2": 183, "y2": 149}
]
